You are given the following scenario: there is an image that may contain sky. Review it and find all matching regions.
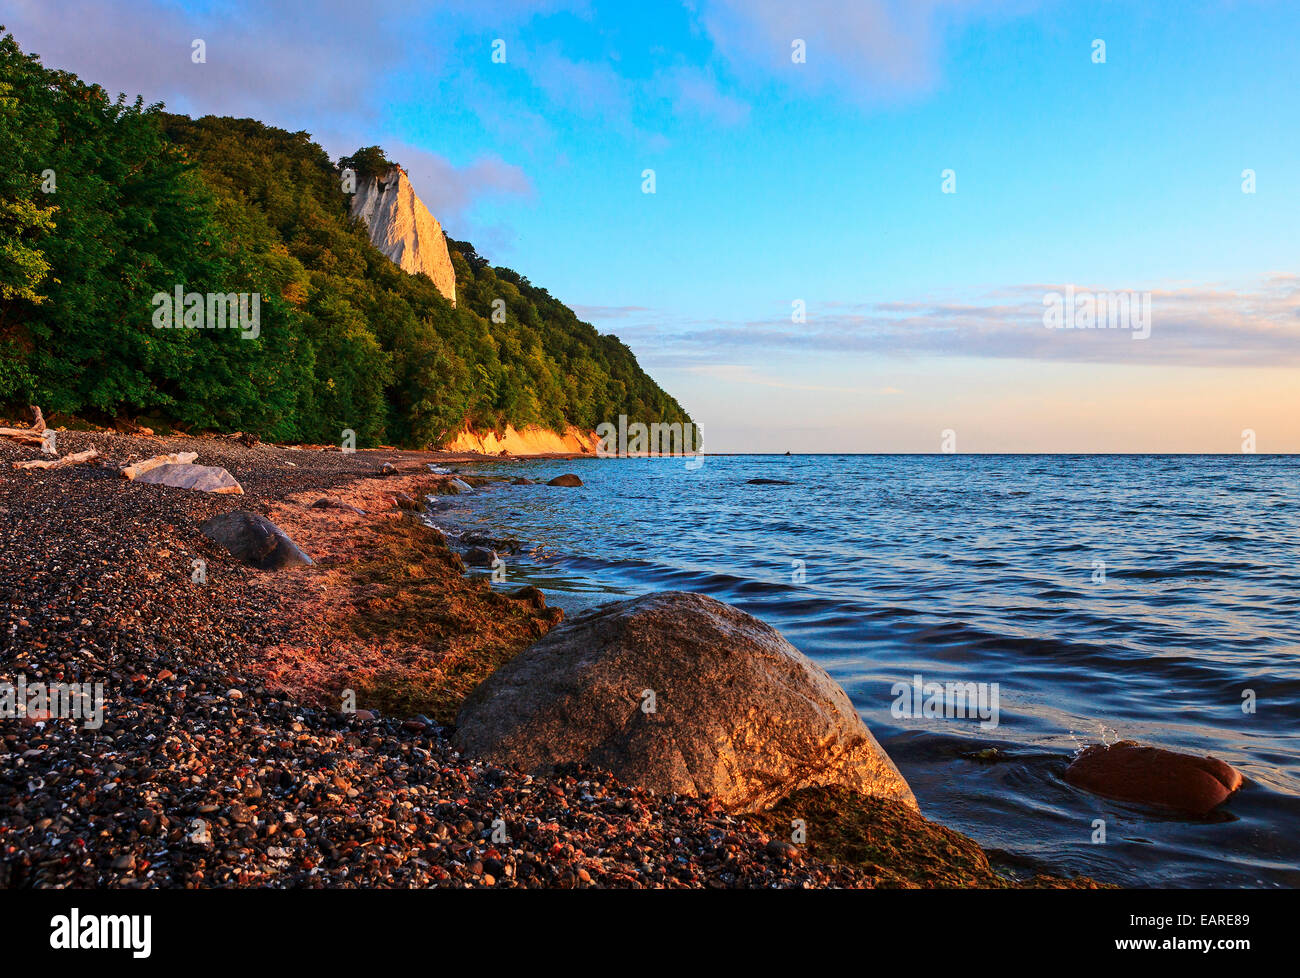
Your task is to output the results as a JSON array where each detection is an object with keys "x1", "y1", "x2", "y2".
[{"x1": 6, "y1": 0, "x2": 1299, "y2": 451}]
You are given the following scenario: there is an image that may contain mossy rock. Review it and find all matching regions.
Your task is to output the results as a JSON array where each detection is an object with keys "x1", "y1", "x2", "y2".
[{"x1": 749, "y1": 786, "x2": 1112, "y2": 889}]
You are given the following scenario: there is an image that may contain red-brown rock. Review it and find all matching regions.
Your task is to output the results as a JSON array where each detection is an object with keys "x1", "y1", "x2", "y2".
[{"x1": 1065, "y1": 740, "x2": 1243, "y2": 815}]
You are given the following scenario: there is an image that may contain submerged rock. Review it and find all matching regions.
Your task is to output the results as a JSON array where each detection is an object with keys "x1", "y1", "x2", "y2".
[
  {"x1": 134, "y1": 462, "x2": 243, "y2": 494},
  {"x1": 546, "y1": 473, "x2": 583, "y2": 487},
  {"x1": 454, "y1": 591, "x2": 917, "y2": 813},
  {"x1": 461, "y1": 531, "x2": 522, "y2": 554},
  {"x1": 747, "y1": 478, "x2": 794, "y2": 485},
  {"x1": 464, "y1": 546, "x2": 497, "y2": 568},
  {"x1": 1065, "y1": 740, "x2": 1243, "y2": 815},
  {"x1": 200, "y1": 511, "x2": 313, "y2": 569}
]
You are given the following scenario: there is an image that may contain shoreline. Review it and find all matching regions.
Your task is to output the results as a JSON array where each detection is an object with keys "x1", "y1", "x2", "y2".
[{"x1": 0, "y1": 429, "x2": 1104, "y2": 888}]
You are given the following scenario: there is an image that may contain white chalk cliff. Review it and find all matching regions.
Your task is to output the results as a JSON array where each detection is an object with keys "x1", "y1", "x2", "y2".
[{"x1": 349, "y1": 165, "x2": 456, "y2": 306}]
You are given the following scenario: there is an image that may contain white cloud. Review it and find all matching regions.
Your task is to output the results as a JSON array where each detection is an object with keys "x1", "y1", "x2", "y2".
[
  {"x1": 698, "y1": 0, "x2": 1034, "y2": 102},
  {"x1": 625, "y1": 276, "x2": 1300, "y2": 368}
]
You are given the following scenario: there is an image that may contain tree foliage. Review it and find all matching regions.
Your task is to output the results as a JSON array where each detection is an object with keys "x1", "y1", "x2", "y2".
[{"x1": 0, "y1": 30, "x2": 692, "y2": 446}]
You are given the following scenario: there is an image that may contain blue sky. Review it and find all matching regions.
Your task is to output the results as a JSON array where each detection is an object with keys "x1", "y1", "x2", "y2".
[{"x1": 8, "y1": 0, "x2": 1299, "y2": 450}]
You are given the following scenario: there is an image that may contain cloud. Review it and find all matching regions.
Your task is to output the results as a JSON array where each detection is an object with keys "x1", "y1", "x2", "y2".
[
  {"x1": 657, "y1": 65, "x2": 751, "y2": 124},
  {"x1": 5, "y1": 0, "x2": 421, "y2": 121},
  {"x1": 684, "y1": 364, "x2": 866, "y2": 394},
  {"x1": 5, "y1": 0, "x2": 595, "y2": 122},
  {"x1": 697, "y1": 0, "x2": 1031, "y2": 102},
  {"x1": 570, "y1": 304, "x2": 653, "y2": 320},
  {"x1": 622, "y1": 276, "x2": 1300, "y2": 368},
  {"x1": 387, "y1": 144, "x2": 533, "y2": 230},
  {"x1": 6, "y1": 1, "x2": 541, "y2": 235},
  {"x1": 509, "y1": 49, "x2": 749, "y2": 141},
  {"x1": 520, "y1": 44, "x2": 634, "y2": 120}
]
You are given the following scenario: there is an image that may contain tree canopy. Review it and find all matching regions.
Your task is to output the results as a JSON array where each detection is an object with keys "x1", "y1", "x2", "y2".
[{"x1": 0, "y1": 30, "x2": 692, "y2": 447}]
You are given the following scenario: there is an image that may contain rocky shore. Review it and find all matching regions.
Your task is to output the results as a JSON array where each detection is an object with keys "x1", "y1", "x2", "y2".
[{"x1": 0, "y1": 429, "x2": 1103, "y2": 888}]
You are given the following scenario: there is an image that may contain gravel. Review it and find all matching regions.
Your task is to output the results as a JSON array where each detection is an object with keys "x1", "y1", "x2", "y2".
[{"x1": 1, "y1": 430, "x2": 863, "y2": 888}]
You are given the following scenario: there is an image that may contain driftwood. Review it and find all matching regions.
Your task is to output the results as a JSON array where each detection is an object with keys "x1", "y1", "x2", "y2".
[
  {"x1": 0, "y1": 428, "x2": 48, "y2": 445},
  {"x1": 13, "y1": 448, "x2": 100, "y2": 470},
  {"x1": 121, "y1": 451, "x2": 198, "y2": 480},
  {"x1": 0, "y1": 405, "x2": 54, "y2": 452}
]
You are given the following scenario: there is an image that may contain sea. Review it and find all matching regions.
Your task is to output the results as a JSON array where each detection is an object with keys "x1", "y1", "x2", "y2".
[{"x1": 424, "y1": 453, "x2": 1300, "y2": 888}]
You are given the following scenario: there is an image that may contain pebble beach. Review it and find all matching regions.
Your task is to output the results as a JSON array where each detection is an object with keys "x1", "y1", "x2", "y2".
[{"x1": 0, "y1": 429, "x2": 1096, "y2": 889}]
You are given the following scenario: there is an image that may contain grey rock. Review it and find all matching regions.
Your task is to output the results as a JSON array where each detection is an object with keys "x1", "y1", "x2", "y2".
[
  {"x1": 464, "y1": 546, "x2": 497, "y2": 568},
  {"x1": 134, "y1": 463, "x2": 244, "y2": 494},
  {"x1": 455, "y1": 591, "x2": 917, "y2": 813},
  {"x1": 199, "y1": 511, "x2": 313, "y2": 570}
]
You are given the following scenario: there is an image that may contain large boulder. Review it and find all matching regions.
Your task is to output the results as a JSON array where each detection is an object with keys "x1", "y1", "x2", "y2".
[
  {"x1": 454, "y1": 591, "x2": 917, "y2": 813},
  {"x1": 134, "y1": 462, "x2": 243, "y2": 495},
  {"x1": 546, "y1": 473, "x2": 583, "y2": 487},
  {"x1": 199, "y1": 511, "x2": 313, "y2": 569},
  {"x1": 1065, "y1": 741, "x2": 1243, "y2": 815}
]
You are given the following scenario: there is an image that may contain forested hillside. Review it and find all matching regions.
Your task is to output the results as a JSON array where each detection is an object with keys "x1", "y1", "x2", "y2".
[{"x1": 0, "y1": 30, "x2": 691, "y2": 447}]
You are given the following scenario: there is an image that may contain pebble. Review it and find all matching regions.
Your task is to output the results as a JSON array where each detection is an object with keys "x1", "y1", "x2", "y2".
[{"x1": 0, "y1": 431, "x2": 862, "y2": 890}]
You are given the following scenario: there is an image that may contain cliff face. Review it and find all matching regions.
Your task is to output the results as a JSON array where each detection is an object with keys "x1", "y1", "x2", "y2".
[
  {"x1": 350, "y1": 165, "x2": 456, "y2": 306},
  {"x1": 446, "y1": 424, "x2": 600, "y2": 456}
]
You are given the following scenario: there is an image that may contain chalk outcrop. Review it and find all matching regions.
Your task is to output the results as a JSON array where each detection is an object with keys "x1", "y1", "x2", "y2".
[
  {"x1": 349, "y1": 165, "x2": 456, "y2": 306},
  {"x1": 454, "y1": 591, "x2": 918, "y2": 813},
  {"x1": 446, "y1": 424, "x2": 599, "y2": 455}
]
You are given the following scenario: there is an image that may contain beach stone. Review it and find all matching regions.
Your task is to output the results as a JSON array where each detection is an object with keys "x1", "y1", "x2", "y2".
[
  {"x1": 766, "y1": 839, "x2": 802, "y2": 861},
  {"x1": 448, "y1": 478, "x2": 474, "y2": 494},
  {"x1": 391, "y1": 491, "x2": 423, "y2": 512},
  {"x1": 546, "y1": 474, "x2": 583, "y2": 487},
  {"x1": 134, "y1": 462, "x2": 243, "y2": 494},
  {"x1": 509, "y1": 586, "x2": 548, "y2": 611},
  {"x1": 1065, "y1": 741, "x2": 1243, "y2": 815},
  {"x1": 199, "y1": 511, "x2": 313, "y2": 570},
  {"x1": 310, "y1": 497, "x2": 366, "y2": 515},
  {"x1": 464, "y1": 546, "x2": 497, "y2": 568},
  {"x1": 454, "y1": 591, "x2": 918, "y2": 814}
]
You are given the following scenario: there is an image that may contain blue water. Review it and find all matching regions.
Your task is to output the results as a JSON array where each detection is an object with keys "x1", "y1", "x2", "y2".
[{"x1": 427, "y1": 454, "x2": 1300, "y2": 888}]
